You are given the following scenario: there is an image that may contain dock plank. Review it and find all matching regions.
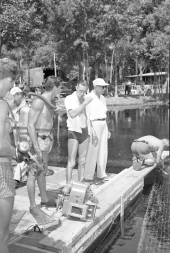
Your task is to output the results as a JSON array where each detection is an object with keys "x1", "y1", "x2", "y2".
[
  {"x1": 38, "y1": 151, "x2": 170, "y2": 253},
  {"x1": 10, "y1": 151, "x2": 169, "y2": 253},
  {"x1": 38, "y1": 168, "x2": 144, "y2": 252}
]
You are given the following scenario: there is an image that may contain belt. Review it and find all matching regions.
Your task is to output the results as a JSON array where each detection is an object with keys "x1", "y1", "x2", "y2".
[
  {"x1": 133, "y1": 140, "x2": 149, "y2": 145},
  {"x1": 37, "y1": 134, "x2": 53, "y2": 140},
  {"x1": 0, "y1": 157, "x2": 12, "y2": 162},
  {"x1": 92, "y1": 118, "x2": 106, "y2": 121}
]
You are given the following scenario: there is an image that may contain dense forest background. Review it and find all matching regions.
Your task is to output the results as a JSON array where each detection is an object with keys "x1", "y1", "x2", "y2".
[{"x1": 0, "y1": 0, "x2": 170, "y2": 92}]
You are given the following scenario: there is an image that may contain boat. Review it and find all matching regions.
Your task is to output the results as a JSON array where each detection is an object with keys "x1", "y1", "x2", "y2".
[{"x1": 9, "y1": 151, "x2": 169, "y2": 253}]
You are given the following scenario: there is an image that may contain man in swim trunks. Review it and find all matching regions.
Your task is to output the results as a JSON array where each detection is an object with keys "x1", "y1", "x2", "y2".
[
  {"x1": 0, "y1": 58, "x2": 19, "y2": 253},
  {"x1": 131, "y1": 135, "x2": 169, "y2": 171},
  {"x1": 64, "y1": 80, "x2": 94, "y2": 184},
  {"x1": 27, "y1": 76, "x2": 59, "y2": 221}
]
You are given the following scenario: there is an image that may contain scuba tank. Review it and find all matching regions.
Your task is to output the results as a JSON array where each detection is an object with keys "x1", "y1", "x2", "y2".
[{"x1": 18, "y1": 102, "x2": 30, "y2": 142}]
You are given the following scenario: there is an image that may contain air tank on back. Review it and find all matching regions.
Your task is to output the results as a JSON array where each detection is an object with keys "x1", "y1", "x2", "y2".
[{"x1": 18, "y1": 103, "x2": 30, "y2": 141}]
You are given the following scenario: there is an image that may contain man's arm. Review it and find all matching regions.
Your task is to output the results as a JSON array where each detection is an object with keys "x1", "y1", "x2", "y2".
[
  {"x1": 0, "y1": 102, "x2": 15, "y2": 157},
  {"x1": 27, "y1": 99, "x2": 43, "y2": 158},
  {"x1": 156, "y1": 145, "x2": 164, "y2": 165},
  {"x1": 65, "y1": 95, "x2": 93, "y2": 118}
]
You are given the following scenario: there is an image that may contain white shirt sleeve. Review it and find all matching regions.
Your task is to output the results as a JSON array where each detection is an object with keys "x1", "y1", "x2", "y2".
[{"x1": 64, "y1": 95, "x2": 78, "y2": 113}]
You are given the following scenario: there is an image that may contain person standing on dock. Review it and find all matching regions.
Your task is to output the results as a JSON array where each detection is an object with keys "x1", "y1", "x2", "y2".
[
  {"x1": 0, "y1": 58, "x2": 19, "y2": 253},
  {"x1": 131, "y1": 135, "x2": 169, "y2": 172},
  {"x1": 10, "y1": 87, "x2": 28, "y2": 188},
  {"x1": 84, "y1": 78, "x2": 110, "y2": 182},
  {"x1": 27, "y1": 76, "x2": 59, "y2": 223},
  {"x1": 64, "y1": 80, "x2": 94, "y2": 185}
]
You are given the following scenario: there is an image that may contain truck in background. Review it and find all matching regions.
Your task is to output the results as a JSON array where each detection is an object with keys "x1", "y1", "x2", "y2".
[{"x1": 22, "y1": 67, "x2": 44, "y2": 89}]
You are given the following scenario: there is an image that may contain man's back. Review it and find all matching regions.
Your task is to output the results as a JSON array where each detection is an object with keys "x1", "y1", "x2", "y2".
[{"x1": 138, "y1": 135, "x2": 161, "y2": 152}]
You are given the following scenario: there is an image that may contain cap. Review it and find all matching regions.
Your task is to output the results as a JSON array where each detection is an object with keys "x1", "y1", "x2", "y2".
[
  {"x1": 10, "y1": 87, "x2": 22, "y2": 96},
  {"x1": 93, "y1": 78, "x2": 109, "y2": 86}
]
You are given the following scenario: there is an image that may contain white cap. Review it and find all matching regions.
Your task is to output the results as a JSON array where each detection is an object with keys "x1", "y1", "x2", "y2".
[
  {"x1": 93, "y1": 78, "x2": 109, "y2": 86},
  {"x1": 10, "y1": 87, "x2": 22, "y2": 96}
]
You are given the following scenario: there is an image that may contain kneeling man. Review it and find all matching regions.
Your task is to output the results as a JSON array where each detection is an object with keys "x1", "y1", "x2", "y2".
[{"x1": 131, "y1": 135, "x2": 169, "y2": 171}]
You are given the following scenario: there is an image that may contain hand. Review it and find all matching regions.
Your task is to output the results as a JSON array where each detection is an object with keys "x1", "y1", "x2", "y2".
[
  {"x1": 108, "y1": 131, "x2": 111, "y2": 139},
  {"x1": 92, "y1": 134, "x2": 98, "y2": 147},
  {"x1": 83, "y1": 95, "x2": 93, "y2": 106},
  {"x1": 31, "y1": 154, "x2": 45, "y2": 171}
]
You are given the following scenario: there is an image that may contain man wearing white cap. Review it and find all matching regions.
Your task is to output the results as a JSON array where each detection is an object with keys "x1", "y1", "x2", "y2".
[
  {"x1": 10, "y1": 87, "x2": 27, "y2": 187},
  {"x1": 84, "y1": 78, "x2": 110, "y2": 181},
  {"x1": 10, "y1": 87, "x2": 26, "y2": 122}
]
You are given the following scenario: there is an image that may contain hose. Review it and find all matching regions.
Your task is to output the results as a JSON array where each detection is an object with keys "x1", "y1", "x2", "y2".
[{"x1": 27, "y1": 92, "x2": 56, "y2": 110}]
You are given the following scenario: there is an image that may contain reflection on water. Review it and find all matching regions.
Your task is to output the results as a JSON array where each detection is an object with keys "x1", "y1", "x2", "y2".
[{"x1": 49, "y1": 105, "x2": 169, "y2": 174}]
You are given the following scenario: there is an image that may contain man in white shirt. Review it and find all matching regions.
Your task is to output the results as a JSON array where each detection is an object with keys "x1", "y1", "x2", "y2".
[
  {"x1": 64, "y1": 81, "x2": 93, "y2": 184},
  {"x1": 84, "y1": 78, "x2": 110, "y2": 181}
]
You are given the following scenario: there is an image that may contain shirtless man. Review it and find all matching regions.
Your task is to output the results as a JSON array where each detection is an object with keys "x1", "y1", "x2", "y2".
[
  {"x1": 131, "y1": 135, "x2": 169, "y2": 171},
  {"x1": 64, "y1": 81, "x2": 94, "y2": 185},
  {"x1": 27, "y1": 76, "x2": 58, "y2": 221},
  {"x1": 0, "y1": 58, "x2": 19, "y2": 253}
]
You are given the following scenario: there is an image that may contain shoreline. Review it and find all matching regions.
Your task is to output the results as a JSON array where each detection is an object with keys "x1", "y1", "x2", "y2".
[{"x1": 57, "y1": 95, "x2": 169, "y2": 113}]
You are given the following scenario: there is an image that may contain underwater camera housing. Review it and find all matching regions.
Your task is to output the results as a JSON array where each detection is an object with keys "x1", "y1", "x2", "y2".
[{"x1": 56, "y1": 182, "x2": 97, "y2": 221}]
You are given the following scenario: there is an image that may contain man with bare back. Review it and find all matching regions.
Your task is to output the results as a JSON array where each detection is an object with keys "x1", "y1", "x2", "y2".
[
  {"x1": 27, "y1": 76, "x2": 59, "y2": 223},
  {"x1": 0, "y1": 58, "x2": 19, "y2": 253},
  {"x1": 131, "y1": 135, "x2": 169, "y2": 171}
]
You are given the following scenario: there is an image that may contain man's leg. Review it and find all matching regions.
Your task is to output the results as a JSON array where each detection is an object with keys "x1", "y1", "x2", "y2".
[
  {"x1": 27, "y1": 164, "x2": 55, "y2": 224},
  {"x1": 27, "y1": 170, "x2": 37, "y2": 209},
  {"x1": 96, "y1": 123, "x2": 108, "y2": 179},
  {"x1": 84, "y1": 124, "x2": 99, "y2": 180},
  {"x1": 78, "y1": 138, "x2": 89, "y2": 182},
  {"x1": 0, "y1": 197, "x2": 14, "y2": 253},
  {"x1": 37, "y1": 151, "x2": 48, "y2": 203},
  {"x1": 66, "y1": 139, "x2": 79, "y2": 184}
]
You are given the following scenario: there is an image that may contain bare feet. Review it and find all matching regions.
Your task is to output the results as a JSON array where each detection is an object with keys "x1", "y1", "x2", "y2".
[{"x1": 30, "y1": 206, "x2": 55, "y2": 225}]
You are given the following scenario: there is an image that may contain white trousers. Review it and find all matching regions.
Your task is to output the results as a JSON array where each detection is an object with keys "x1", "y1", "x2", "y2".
[
  {"x1": 13, "y1": 161, "x2": 28, "y2": 182},
  {"x1": 84, "y1": 121, "x2": 108, "y2": 180}
]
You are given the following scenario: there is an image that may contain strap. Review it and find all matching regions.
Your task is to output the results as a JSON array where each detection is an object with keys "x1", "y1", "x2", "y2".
[{"x1": 134, "y1": 139, "x2": 149, "y2": 145}]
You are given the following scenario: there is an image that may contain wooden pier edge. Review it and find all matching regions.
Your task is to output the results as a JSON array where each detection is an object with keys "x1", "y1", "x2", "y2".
[{"x1": 38, "y1": 151, "x2": 169, "y2": 253}]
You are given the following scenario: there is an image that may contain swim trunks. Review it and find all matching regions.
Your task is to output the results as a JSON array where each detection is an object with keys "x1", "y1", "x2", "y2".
[
  {"x1": 131, "y1": 140, "x2": 151, "y2": 160},
  {"x1": 37, "y1": 132, "x2": 54, "y2": 154},
  {"x1": 68, "y1": 127, "x2": 89, "y2": 144},
  {"x1": 0, "y1": 161, "x2": 15, "y2": 198}
]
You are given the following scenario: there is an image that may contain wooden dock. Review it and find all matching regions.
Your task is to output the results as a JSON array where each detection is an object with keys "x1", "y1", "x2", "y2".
[{"x1": 9, "y1": 151, "x2": 169, "y2": 253}]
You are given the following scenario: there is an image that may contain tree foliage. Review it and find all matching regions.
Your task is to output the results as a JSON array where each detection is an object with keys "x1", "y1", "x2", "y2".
[{"x1": 0, "y1": 0, "x2": 169, "y2": 94}]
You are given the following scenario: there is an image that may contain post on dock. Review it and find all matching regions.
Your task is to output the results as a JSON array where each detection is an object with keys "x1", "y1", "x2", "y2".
[{"x1": 120, "y1": 195, "x2": 125, "y2": 236}]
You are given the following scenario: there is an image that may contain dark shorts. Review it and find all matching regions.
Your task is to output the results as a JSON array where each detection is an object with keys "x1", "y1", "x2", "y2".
[
  {"x1": 0, "y1": 161, "x2": 15, "y2": 198},
  {"x1": 68, "y1": 127, "x2": 89, "y2": 144}
]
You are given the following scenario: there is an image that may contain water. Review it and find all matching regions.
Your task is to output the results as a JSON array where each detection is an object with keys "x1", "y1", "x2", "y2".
[
  {"x1": 49, "y1": 104, "x2": 169, "y2": 253},
  {"x1": 49, "y1": 105, "x2": 169, "y2": 172}
]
